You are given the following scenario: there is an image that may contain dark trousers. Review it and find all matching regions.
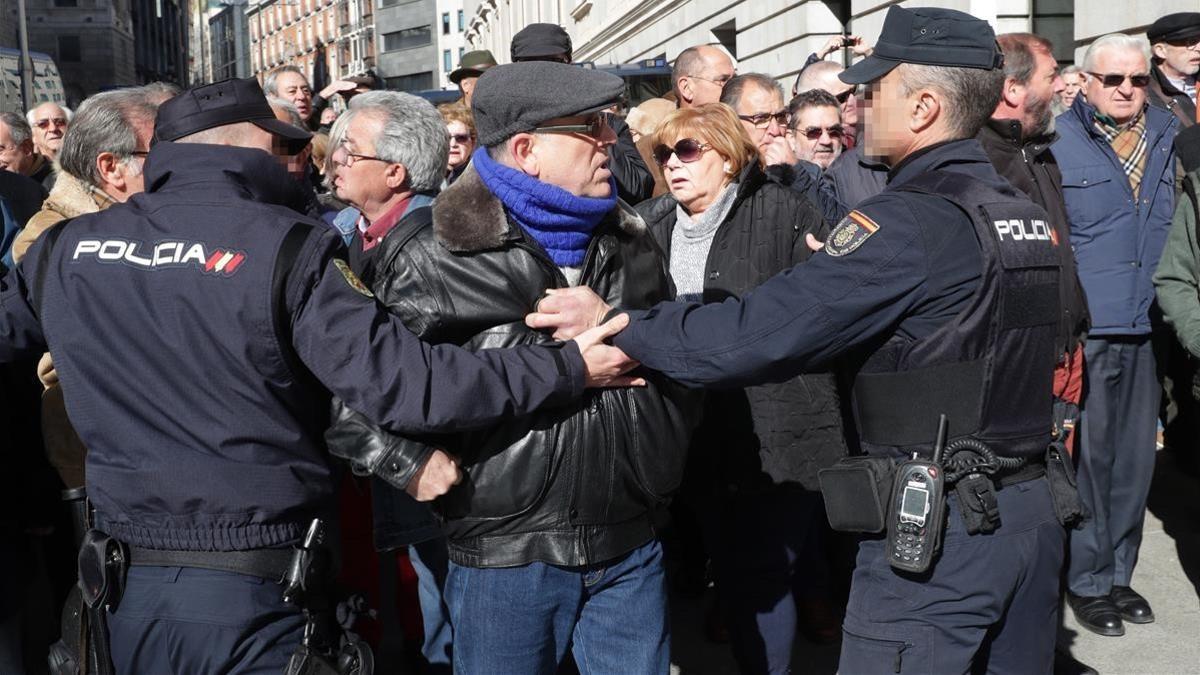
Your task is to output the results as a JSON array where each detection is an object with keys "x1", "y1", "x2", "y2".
[
  {"x1": 1068, "y1": 336, "x2": 1159, "y2": 596},
  {"x1": 839, "y1": 478, "x2": 1065, "y2": 674},
  {"x1": 108, "y1": 566, "x2": 304, "y2": 674},
  {"x1": 710, "y1": 487, "x2": 828, "y2": 675}
]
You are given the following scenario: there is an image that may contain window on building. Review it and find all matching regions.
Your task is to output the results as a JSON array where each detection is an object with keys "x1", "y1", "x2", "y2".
[
  {"x1": 1033, "y1": 0, "x2": 1075, "y2": 64},
  {"x1": 382, "y1": 25, "x2": 431, "y2": 52},
  {"x1": 457, "y1": 10, "x2": 464, "y2": 32},
  {"x1": 442, "y1": 12, "x2": 450, "y2": 35},
  {"x1": 443, "y1": 49, "x2": 452, "y2": 73},
  {"x1": 378, "y1": 0, "x2": 401, "y2": 7},
  {"x1": 711, "y1": 20, "x2": 737, "y2": 59},
  {"x1": 54, "y1": 0, "x2": 77, "y2": 6},
  {"x1": 459, "y1": 47, "x2": 464, "y2": 60},
  {"x1": 384, "y1": 72, "x2": 433, "y2": 92},
  {"x1": 58, "y1": 35, "x2": 82, "y2": 62}
]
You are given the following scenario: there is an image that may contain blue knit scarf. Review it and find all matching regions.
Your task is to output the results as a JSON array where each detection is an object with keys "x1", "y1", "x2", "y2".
[{"x1": 472, "y1": 147, "x2": 616, "y2": 267}]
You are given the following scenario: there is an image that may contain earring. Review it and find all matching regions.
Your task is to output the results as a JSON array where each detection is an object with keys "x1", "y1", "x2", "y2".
[{"x1": 723, "y1": 162, "x2": 732, "y2": 173}]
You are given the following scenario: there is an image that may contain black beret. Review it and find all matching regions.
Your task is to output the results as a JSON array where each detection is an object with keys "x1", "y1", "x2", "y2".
[
  {"x1": 511, "y1": 23, "x2": 573, "y2": 61},
  {"x1": 1147, "y1": 13, "x2": 1200, "y2": 44},
  {"x1": 471, "y1": 62, "x2": 624, "y2": 146}
]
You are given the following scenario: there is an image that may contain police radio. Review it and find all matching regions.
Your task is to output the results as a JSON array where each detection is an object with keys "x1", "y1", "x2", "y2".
[{"x1": 886, "y1": 415, "x2": 949, "y2": 574}]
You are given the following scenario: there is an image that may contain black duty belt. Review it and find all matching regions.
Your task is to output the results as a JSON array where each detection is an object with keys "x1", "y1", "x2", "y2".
[
  {"x1": 994, "y1": 460, "x2": 1046, "y2": 489},
  {"x1": 128, "y1": 546, "x2": 293, "y2": 581}
]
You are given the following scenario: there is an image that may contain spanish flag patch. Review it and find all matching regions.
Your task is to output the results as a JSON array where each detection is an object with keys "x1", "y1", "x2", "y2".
[{"x1": 825, "y1": 210, "x2": 879, "y2": 257}]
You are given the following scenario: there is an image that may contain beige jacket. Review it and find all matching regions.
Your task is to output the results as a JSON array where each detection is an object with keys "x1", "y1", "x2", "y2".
[{"x1": 13, "y1": 169, "x2": 115, "y2": 263}]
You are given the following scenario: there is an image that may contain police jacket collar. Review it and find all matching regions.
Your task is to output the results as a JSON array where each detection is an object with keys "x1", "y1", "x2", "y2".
[
  {"x1": 143, "y1": 142, "x2": 307, "y2": 211},
  {"x1": 887, "y1": 138, "x2": 987, "y2": 185}
]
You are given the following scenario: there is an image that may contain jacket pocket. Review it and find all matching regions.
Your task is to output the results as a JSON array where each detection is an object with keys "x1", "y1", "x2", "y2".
[
  {"x1": 438, "y1": 421, "x2": 562, "y2": 521},
  {"x1": 1060, "y1": 166, "x2": 1117, "y2": 233}
]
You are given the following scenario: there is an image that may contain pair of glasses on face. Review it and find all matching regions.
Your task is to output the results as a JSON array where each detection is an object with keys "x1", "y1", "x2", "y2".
[
  {"x1": 448, "y1": 133, "x2": 474, "y2": 144},
  {"x1": 738, "y1": 111, "x2": 789, "y2": 129},
  {"x1": 333, "y1": 141, "x2": 385, "y2": 167},
  {"x1": 1088, "y1": 72, "x2": 1150, "y2": 88},
  {"x1": 834, "y1": 86, "x2": 860, "y2": 104},
  {"x1": 652, "y1": 138, "x2": 712, "y2": 166},
  {"x1": 795, "y1": 125, "x2": 844, "y2": 141},
  {"x1": 35, "y1": 118, "x2": 67, "y2": 129},
  {"x1": 532, "y1": 113, "x2": 611, "y2": 139}
]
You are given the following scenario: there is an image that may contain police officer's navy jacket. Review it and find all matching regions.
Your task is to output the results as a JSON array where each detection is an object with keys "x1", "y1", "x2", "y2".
[
  {"x1": 0, "y1": 142, "x2": 584, "y2": 551},
  {"x1": 611, "y1": 139, "x2": 1061, "y2": 459},
  {"x1": 1053, "y1": 97, "x2": 1177, "y2": 336}
]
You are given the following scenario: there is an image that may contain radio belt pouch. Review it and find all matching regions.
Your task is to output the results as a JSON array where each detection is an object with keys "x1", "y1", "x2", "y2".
[
  {"x1": 1046, "y1": 443, "x2": 1087, "y2": 528},
  {"x1": 818, "y1": 455, "x2": 895, "y2": 532}
]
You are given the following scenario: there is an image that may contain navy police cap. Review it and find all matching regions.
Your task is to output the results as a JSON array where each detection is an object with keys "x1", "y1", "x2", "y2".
[
  {"x1": 154, "y1": 77, "x2": 312, "y2": 152},
  {"x1": 840, "y1": 6, "x2": 1004, "y2": 85}
]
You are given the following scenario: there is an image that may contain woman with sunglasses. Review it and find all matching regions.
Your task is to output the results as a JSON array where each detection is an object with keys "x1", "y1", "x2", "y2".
[
  {"x1": 438, "y1": 102, "x2": 477, "y2": 186},
  {"x1": 638, "y1": 102, "x2": 847, "y2": 672}
]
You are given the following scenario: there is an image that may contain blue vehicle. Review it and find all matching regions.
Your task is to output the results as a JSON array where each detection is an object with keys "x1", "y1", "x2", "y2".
[{"x1": 0, "y1": 47, "x2": 66, "y2": 113}]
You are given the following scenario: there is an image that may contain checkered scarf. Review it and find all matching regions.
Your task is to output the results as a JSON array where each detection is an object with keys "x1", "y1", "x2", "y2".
[{"x1": 1093, "y1": 110, "x2": 1148, "y2": 197}]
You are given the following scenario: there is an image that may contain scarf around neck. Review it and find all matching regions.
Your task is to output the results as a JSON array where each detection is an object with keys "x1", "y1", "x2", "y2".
[
  {"x1": 1093, "y1": 109, "x2": 1148, "y2": 196},
  {"x1": 471, "y1": 147, "x2": 616, "y2": 267}
]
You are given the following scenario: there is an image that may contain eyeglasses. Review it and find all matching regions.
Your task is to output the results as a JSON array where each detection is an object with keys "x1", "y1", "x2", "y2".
[
  {"x1": 448, "y1": 133, "x2": 474, "y2": 144},
  {"x1": 738, "y1": 111, "x2": 789, "y2": 129},
  {"x1": 532, "y1": 113, "x2": 611, "y2": 139},
  {"x1": 796, "y1": 125, "x2": 844, "y2": 141},
  {"x1": 35, "y1": 118, "x2": 68, "y2": 129},
  {"x1": 332, "y1": 141, "x2": 386, "y2": 167},
  {"x1": 652, "y1": 138, "x2": 712, "y2": 166},
  {"x1": 834, "y1": 86, "x2": 860, "y2": 104},
  {"x1": 1087, "y1": 72, "x2": 1150, "y2": 88},
  {"x1": 691, "y1": 74, "x2": 734, "y2": 87}
]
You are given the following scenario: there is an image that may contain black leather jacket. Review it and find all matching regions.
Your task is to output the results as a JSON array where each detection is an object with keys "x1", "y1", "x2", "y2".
[{"x1": 327, "y1": 165, "x2": 699, "y2": 568}]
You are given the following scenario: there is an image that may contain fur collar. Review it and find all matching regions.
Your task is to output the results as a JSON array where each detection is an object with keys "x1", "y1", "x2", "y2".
[
  {"x1": 43, "y1": 169, "x2": 114, "y2": 219},
  {"x1": 432, "y1": 163, "x2": 646, "y2": 253}
]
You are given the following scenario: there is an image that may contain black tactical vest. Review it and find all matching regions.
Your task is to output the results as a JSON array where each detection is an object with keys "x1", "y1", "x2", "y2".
[{"x1": 852, "y1": 171, "x2": 1061, "y2": 459}]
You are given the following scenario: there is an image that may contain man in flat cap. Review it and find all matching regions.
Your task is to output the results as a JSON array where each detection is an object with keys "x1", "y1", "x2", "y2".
[
  {"x1": 448, "y1": 49, "x2": 497, "y2": 107},
  {"x1": 0, "y1": 76, "x2": 635, "y2": 673},
  {"x1": 1147, "y1": 12, "x2": 1199, "y2": 129},
  {"x1": 340, "y1": 60, "x2": 697, "y2": 673},
  {"x1": 530, "y1": 7, "x2": 1076, "y2": 672}
]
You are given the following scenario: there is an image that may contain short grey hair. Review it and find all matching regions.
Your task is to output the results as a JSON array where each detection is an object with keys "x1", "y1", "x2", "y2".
[
  {"x1": 141, "y1": 81, "x2": 182, "y2": 104},
  {"x1": 720, "y1": 73, "x2": 783, "y2": 110},
  {"x1": 58, "y1": 86, "x2": 161, "y2": 186},
  {"x1": 323, "y1": 111, "x2": 352, "y2": 192},
  {"x1": 794, "y1": 60, "x2": 843, "y2": 95},
  {"x1": 0, "y1": 112, "x2": 33, "y2": 146},
  {"x1": 268, "y1": 97, "x2": 306, "y2": 128},
  {"x1": 264, "y1": 65, "x2": 308, "y2": 96},
  {"x1": 1060, "y1": 64, "x2": 1084, "y2": 78},
  {"x1": 896, "y1": 62, "x2": 1005, "y2": 138},
  {"x1": 1082, "y1": 34, "x2": 1150, "y2": 73},
  {"x1": 347, "y1": 90, "x2": 448, "y2": 193},
  {"x1": 26, "y1": 102, "x2": 73, "y2": 127}
]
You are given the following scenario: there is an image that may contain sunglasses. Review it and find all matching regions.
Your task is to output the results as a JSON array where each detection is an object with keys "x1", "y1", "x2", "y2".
[
  {"x1": 652, "y1": 138, "x2": 713, "y2": 166},
  {"x1": 35, "y1": 118, "x2": 68, "y2": 129},
  {"x1": 532, "y1": 113, "x2": 611, "y2": 139},
  {"x1": 834, "y1": 87, "x2": 860, "y2": 104},
  {"x1": 448, "y1": 133, "x2": 474, "y2": 144},
  {"x1": 738, "y1": 111, "x2": 789, "y2": 129},
  {"x1": 796, "y1": 125, "x2": 844, "y2": 141},
  {"x1": 1087, "y1": 72, "x2": 1150, "y2": 88}
]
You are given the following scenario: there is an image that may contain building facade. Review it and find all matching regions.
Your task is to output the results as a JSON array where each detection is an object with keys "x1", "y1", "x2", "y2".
[
  {"x1": 132, "y1": 0, "x2": 189, "y2": 85},
  {"x1": 373, "y1": 0, "x2": 438, "y2": 92},
  {"x1": 435, "y1": 0, "x2": 467, "y2": 89},
  {"x1": 13, "y1": 0, "x2": 137, "y2": 105},
  {"x1": 246, "y1": 0, "x2": 341, "y2": 86},
  {"x1": 209, "y1": 3, "x2": 252, "y2": 81}
]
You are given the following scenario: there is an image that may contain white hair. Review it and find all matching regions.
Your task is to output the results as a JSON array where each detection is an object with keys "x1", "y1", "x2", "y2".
[
  {"x1": 26, "y1": 102, "x2": 73, "y2": 127},
  {"x1": 267, "y1": 97, "x2": 306, "y2": 128},
  {"x1": 1081, "y1": 34, "x2": 1151, "y2": 73},
  {"x1": 347, "y1": 90, "x2": 448, "y2": 193}
]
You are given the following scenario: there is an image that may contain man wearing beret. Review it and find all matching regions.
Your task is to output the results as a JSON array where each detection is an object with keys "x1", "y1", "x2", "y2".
[
  {"x1": 1147, "y1": 12, "x2": 1199, "y2": 129},
  {"x1": 342, "y1": 61, "x2": 697, "y2": 673},
  {"x1": 448, "y1": 49, "x2": 497, "y2": 107}
]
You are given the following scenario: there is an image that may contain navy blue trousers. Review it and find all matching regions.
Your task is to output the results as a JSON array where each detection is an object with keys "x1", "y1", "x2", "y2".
[
  {"x1": 839, "y1": 478, "x2": 1065, "y2": 674},
  {"x1": 108, "y1": 566, "x2": 304, "y2": 674}
]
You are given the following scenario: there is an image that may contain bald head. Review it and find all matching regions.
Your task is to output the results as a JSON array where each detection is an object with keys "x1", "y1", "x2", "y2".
[
  {"x1": 673, "y1": 45, "x2": 736, "y2": 108},
  {"x1": 794, "y1": 59, "x2": 859, "y2": 138}
]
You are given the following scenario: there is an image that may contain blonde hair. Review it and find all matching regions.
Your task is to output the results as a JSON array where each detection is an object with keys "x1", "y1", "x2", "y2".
[
  {"x1": 438, "y1": 102, "x2": 475, "y2": 136},
  {"x1": 309, "y1": 133, "x2": 330, "y2": 174},
  {"x1": 652, "y1": 102, "x2": 760, "y2": 178}
]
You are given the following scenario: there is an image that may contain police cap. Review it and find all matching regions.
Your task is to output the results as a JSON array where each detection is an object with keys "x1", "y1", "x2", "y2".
[
  {"x1": 471, "y1": 62, "x2": 623, "y2": 146},
  {"x1": 840, "y1": 6, "x2": 1004, "y2": 85},
  {"x1": 154, "y1": 78, "x2": 312, "y2": 153}
]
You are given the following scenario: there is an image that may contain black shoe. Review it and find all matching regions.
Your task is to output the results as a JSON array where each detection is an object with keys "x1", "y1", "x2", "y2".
[
  {"x1": 1053, "y1": 644, "x2": 1099, "y2": 675},
  {"x1": 1067, "y1": 592, "x2": 1125, "y2": 636},
  {"x1": 1109, "y1": 586, "x2": 1155, "y2": 624}
]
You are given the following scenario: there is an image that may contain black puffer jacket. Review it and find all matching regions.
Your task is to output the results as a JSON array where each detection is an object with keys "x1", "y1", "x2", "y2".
[
  {"x1": 327, "y1": 165, "x2": 698, "y2": 568},
  {"x1": 638, "y1": 163, "x2": 846, "y2": 491}
]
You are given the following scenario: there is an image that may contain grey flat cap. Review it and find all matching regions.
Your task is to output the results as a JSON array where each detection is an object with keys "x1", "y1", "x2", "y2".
[{"x1": 472, "y1": 62, "x2": 624, "y2": 146}]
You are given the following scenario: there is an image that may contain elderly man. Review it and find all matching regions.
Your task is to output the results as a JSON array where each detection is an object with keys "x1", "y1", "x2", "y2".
[
  {"x1": 264, "y1": 65, "x2": 369, "y2": 130},
  {"x1": 1147, "y1": 12, "x2": 1199, "y2": 130},
  {"x1": 27, "y1": 101, "x2": 71, "y2": 160},
  {"x1": 0, "y1": 112, "x2": 55, "y2": 189},
  {"x1": 448, "y1": 50, "x2": 497, "y2": 107},
  {"x1": 531, "y1": 7, "x2": 1074, "y2": 672},
  {"x1": 1055, "y1": 34, "x2": 1178, "y2": 637},
  {"x1": 795, "y1": 60, "x2": 861, "y2": 149},
  {"x1": 332, "y1": 62, "x2": 696, "y2": 674},
  {"x1": 787, "y1": 89, "x2": 844, "y2": 170},
  {"x1": 672, "y1": 44, "x2": 736, "y2": 109}
]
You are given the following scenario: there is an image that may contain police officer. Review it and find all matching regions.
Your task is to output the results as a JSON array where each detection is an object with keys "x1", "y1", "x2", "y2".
[
  {"x1": 0, "y1": 78, "x2": 634, "y2": 674},
  {"x1": 529, "y1": 7, "x2": 1069, "y2": 672}
]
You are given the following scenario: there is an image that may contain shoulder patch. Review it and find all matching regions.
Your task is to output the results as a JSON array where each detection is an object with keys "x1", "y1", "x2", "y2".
[
  {"x1": 825, "y1": 210, "x2": 879, "y2": 257},
  {"x1": 334, "y1": 258, "x2": 373, "y2": 298}
]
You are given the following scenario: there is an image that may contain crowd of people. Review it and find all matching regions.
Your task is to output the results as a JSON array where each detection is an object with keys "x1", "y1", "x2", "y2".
[{"x1": 0, "y1": 7, "x2": 1199, "y2": 675}]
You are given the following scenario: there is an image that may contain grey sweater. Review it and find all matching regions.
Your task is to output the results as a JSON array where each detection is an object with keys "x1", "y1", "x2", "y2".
[{"x1": 669, "y1": 182, "x2": 738, "y2": 302}]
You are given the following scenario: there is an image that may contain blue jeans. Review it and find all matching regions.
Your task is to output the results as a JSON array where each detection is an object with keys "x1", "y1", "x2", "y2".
[
  {"x1": 409, "y1": 537, "x2": 452, "y2": 671},
  {"x1": 444, "y1": 540, "x2": 669, "y2": 675}
]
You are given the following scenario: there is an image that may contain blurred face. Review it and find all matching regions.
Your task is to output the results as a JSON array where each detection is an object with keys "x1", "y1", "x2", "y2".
[
  {"x1": 1022, "y1": 50, "x2": 1066, "y2": 136},
  {"x1": 862, "y1": 69, "x2": 913, "y2": 165},
  {"x1": 1085, "y1": 47, "x2": 1149, "y2": 124},
  {"x1": 0, "y1": 121, "x2": 35, "y2": 174},
  {"x1": 446, "y1": 120, "x2": 475, "y2": 170},
  {"x1": 30, "y1": 103, "x2": 68, "y2": 158},
  {"x1": 459, "y1": 76, "x2": 479, "y2": 105},
  {"x1": 1061, "y1": 71, "x2": 1085, "y2": 108},
  {"x1": 1153, "y1": 35, "x2": 1200, "y2": 80},
  {"x1": 657, "y1": 135, "x2": 729, "y2": 214},
  {"x1": 734, "y1": 84, "x2": 787, "y2": 155},
  {"x1": 275, "y1": 71, "x2": 313, "y2": 120},
  {"x1": 331, "y1": 111, "x2": 390, "y2": 209},
  {"x1": 270, "y1": 104, "x2": 312, "y2": 180},
  {"x1": 787, "y1": 105, "x2": 843, "y2": 169},
  {"x1": 521, "y1": 113, "x2": 616, "y2": 198}
]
